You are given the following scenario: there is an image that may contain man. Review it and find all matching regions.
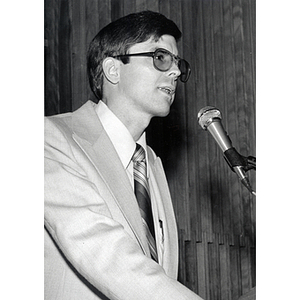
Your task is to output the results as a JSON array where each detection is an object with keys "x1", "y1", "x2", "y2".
[{"x1": 44, "y1": 11, "x2": 201, "y2": 300}]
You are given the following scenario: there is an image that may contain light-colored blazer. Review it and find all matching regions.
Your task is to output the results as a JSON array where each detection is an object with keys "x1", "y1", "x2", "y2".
[{"x1": 44, "y1": 101, "x2": 202, "y2": 300}]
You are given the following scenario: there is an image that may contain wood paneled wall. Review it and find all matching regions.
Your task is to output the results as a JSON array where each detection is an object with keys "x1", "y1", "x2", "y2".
[{"x1": 44, "y1": 1, "x2": 256, "y2": 299}]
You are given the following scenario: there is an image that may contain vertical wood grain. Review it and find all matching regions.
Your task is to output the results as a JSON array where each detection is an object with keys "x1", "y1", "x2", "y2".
[
  {"x1": 71, "y1": 0, "x2": 88, "y2": 110},
  {"x1": 58, "y1": 0, "x2": 72, "y2": 113},
  {"x1": 44, "y1": 0, "x2": 60, "y2": 116},
  {"x1": 219, "y1": 236, "x2": 231, "y2": 300}
]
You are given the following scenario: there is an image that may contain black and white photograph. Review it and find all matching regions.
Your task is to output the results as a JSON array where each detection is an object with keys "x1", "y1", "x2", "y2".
[{"x1": 44, "y1": 1, "x2": 256, "y2": 299}]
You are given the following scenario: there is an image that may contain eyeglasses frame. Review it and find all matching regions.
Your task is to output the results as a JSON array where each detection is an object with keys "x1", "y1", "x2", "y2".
[{"x1": 112, "y1": 48, "x2": 191, "y2": 83}]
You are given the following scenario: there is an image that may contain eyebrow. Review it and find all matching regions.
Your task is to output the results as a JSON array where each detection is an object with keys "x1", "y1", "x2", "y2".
[{"x1": 150, "y1": 47, "x2": 179, "y2": 57}]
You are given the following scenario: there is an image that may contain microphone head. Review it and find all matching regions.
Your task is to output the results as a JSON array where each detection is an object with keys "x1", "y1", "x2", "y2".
[{"x1": 197, "y1": 106, "x2": 222, "y2": 130}]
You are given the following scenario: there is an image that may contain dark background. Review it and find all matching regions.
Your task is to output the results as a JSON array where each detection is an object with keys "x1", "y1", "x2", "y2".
[{"x1": 44, "y1": 1, "x2": 256, "y2": 299}]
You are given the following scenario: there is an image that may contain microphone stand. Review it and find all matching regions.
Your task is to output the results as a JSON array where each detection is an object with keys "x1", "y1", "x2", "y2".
[
  {"x1": 245, "y1": 156, "x2": 256, "y2": 171},
  {"x1": 223, "y1": 149, "x2": 256, "y2": 196},
  {"x1": 244, "y1": 155, "x2": 256, "y2": 196}
]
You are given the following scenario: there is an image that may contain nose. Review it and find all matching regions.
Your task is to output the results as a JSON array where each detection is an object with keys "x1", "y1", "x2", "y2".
[{"x1": 167, "y1": 61, "x2": 181, "y2": 80}]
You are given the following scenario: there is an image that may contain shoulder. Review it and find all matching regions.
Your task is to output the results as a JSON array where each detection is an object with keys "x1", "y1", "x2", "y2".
[
  {"x1": 45, "y1": 112, "x2": 74, "y2": 146},
  {"x1": 44, "y1": 100, "x2": 98, "y2": 141}
]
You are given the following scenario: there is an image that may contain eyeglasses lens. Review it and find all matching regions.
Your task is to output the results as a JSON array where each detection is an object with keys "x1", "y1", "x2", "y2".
[
  {"x1": 154, "y1": 50, "x2": 172, "y2": 71},
  {"x1": 153, "y1": 49, "x2": 191, "y2": 83},
  {"x1": 178, "y1": 59, "x2": 191, "y2": 83}
]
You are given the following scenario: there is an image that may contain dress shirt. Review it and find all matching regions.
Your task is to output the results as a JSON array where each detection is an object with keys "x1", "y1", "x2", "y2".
[{"x1": 95, "y1": 101, "x2": 164, "y2": 263}]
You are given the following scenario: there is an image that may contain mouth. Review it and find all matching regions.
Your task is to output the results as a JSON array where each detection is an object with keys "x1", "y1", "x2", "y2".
[{"x1": 158, "y1": 86, "x2": 175, "y2": 96}]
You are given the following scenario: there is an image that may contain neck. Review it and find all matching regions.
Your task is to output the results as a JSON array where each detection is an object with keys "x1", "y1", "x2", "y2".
[{"x1": 102, "y1": 98, "x2": 152, "y2": 142}]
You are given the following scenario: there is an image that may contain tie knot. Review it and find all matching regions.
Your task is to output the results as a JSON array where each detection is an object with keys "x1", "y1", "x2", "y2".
[{"x1": 132, "y1": 144, "x2": 145, "y2": 163}]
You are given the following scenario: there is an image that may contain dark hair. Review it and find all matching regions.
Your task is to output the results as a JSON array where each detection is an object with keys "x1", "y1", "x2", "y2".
[{"x1": 87, "y1": 11, "x2": 182, "y2": 100}]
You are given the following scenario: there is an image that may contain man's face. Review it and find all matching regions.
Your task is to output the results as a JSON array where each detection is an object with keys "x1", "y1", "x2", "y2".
[{"x1": 117, "y1": 34, "x2": 181, "y2": 119}]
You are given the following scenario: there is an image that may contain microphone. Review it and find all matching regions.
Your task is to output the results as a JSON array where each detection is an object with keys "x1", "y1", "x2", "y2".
[{"x1": 197, "y1": 106, "x2": 255, "y2": 195}]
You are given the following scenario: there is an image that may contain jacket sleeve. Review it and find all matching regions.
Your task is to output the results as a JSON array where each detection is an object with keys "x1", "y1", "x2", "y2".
[{"x1": 44, "y1": 117, "x2": 203, "y2": 300}]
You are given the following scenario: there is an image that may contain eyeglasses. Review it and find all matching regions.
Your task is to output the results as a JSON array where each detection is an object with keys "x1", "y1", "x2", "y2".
[{"x1": 113, "y1": 48, "x2": 191, "y2": 83}]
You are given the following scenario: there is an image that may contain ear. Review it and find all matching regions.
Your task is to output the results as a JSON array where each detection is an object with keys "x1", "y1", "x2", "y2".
[{"x1": 102, "y1": 57, "x2": 120, "y2": 84}]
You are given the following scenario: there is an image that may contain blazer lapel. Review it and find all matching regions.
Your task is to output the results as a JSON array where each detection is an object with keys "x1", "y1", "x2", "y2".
[
  {"x1": 70, "y1": 101, "x2": 149, "y2": 256},
  {"x1": 148, "y1": 150, "x2": 179, "y2": 278}
]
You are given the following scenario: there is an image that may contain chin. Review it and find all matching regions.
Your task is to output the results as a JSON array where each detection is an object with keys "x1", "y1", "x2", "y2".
[
  {"x1": 150, "y1": 95, "x2": 174, "y2": 117},
  {"x1": 155, "y1": 107, "x2": 171, "y2": 118}
]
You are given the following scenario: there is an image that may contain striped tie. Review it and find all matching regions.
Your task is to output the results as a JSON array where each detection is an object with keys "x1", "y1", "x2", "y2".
[{"x1": 132, "y1": 144, "x2": 158, "y2": 262}]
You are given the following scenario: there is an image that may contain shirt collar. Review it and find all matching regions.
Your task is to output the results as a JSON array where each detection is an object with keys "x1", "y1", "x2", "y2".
[{"x1": 95, "y1": 101, "x2": 148, "y2": 170}]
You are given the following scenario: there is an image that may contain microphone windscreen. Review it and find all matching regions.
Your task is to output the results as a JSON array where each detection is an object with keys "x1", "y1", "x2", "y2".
[{"x1": 197, "y1": 106, "x2": 222, "y2": 130}]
